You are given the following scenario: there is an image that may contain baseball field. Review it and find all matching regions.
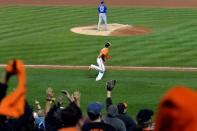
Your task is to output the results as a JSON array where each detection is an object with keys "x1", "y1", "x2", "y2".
[{"x1": 0, "y1": 0, "x2": 197, "y2": 116}]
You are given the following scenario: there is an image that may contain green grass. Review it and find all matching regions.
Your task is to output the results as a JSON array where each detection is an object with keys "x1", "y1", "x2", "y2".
[
  {"x1": 0, "y1": 6, "x2": 197, "y2": 66},
  {"x1": 0, "y1": 6, "x2": 197, "y2": 116},
  {"x1": 3, "y1": 68, "x2": 197, "y2": 116}
]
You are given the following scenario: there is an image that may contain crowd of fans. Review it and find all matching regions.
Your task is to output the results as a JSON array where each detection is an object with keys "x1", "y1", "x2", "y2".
[{"x1": 0, "y1": 59, "x2": 197, "y2": 131}]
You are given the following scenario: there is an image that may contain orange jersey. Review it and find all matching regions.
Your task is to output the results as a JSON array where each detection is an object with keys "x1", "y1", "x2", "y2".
[
  {"x1": 98, "y1": 47, "x2": 110, "y2": 60},
  {"x1": 58, "y1": 127, "x2": 79, "y2": 131},
  {"x1": 0, "y1": 60, "x2": 26, "y2": 118}
]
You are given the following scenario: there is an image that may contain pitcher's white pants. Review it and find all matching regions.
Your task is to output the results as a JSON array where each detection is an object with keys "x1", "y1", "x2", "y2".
[
  {"x1": 90, "y1": 58, "x2": 105, "y2": 81},
  {"x1": 98, "y1": 13, "x2": 107, "y2": 31}
]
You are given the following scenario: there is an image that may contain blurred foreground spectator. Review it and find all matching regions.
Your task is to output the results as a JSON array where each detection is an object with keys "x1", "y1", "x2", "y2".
[
  {"x1": 0, "y1": 59, "x2": 39, "y2": 131},
  {"x1": 45, "y1": 89, "x2": 82, "y2": 131},
  {"x1": 117, "y1": 102, "x2": 137, "y2": 131},
  {"x1": 104, "y1": 105, "x2": 126, "y2": 131},
  {"x1": 155, "y1": 86, "x2": 197, "y2": 131},
  {"x1": 135, "y1": 109, "x2": 154, "y2": 131},
  {"x1": 82, "y1": 102, "x2": 115, "y2": 131},
  {"x1": 58, "y1": 102, "x2": 82, "y2": 131},
  {"x1": 105, "y1": 80, "x2": 136, "y2": 131},
  {"x1": 103, "y1": 80, "x2": 127, "y2": 131}
]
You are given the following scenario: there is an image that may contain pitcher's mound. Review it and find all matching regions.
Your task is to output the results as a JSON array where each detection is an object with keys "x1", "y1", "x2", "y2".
[{"x1": 70, "y1": 23, "x2": 151, "y2": 36}]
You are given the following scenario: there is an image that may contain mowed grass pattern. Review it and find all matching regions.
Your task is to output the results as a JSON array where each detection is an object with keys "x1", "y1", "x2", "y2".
[
  {"x1": 0, "y1": 6, "x2": 197, "y2": 66},
  {"x1": 0, "y1": 6, "x2": 197, "y2": 115},
  {"x1": 2, "y1": 68, "x2": 197, "y2": 115}
]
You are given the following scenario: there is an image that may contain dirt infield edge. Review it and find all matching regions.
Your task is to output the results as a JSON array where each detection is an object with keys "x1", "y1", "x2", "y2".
[{"x1": 0, "y1": 64, "x2": 197, "y2": 72}]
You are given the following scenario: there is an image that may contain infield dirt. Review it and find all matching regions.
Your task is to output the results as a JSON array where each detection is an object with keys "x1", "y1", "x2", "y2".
[{"x1": 70, "y1": 23, "x2": 151, "y2": 36}]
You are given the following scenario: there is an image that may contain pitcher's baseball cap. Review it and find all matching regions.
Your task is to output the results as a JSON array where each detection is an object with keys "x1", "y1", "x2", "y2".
[{"x1": 87, "y1": 102, "x2": 103, "y2": 115}]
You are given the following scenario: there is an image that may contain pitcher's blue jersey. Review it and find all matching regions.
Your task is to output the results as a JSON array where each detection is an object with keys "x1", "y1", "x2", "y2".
[{"x1": 98, "y1": 4, "x2": 107, "y2": 13}]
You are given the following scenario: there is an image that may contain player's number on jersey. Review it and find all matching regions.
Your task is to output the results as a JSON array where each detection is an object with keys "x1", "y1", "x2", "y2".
[{"x1": 99, "y1": 6, "x2": 105, "y2": 12}]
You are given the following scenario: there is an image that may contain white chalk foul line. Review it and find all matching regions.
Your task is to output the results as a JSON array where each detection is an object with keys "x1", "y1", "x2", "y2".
[{"x1": 1, "y1": 64, "x2": 197, "y2": 72}]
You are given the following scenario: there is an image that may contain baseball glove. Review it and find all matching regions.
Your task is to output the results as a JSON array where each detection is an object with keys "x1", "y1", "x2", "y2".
[{"x1": 106, "y1": 80, "x2": 117, "y2": 91}]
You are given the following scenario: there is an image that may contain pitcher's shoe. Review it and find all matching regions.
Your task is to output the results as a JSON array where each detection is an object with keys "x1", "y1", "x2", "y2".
[{"x1": 88, "y1": 65, "x2": 92, "y2": 70}]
